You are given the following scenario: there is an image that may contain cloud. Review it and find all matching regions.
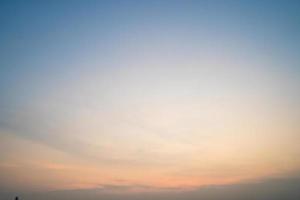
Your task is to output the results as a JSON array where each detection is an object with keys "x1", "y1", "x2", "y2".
[{"x1": 5, "y1": 175, "x2": 299, "y2": 200}]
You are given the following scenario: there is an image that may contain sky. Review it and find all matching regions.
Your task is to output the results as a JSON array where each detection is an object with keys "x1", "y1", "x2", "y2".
[{"x1": 0, "y1": 0, "x2": 300, "y2": 199}]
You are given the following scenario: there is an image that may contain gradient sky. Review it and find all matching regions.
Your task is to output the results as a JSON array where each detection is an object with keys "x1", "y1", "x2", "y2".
[{"x1": 0, "y1": 0, "x2": 300, "y2": 196}]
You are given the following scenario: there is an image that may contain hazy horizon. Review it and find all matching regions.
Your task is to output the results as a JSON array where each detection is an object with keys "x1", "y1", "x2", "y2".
[
  {"x1": 2, "y1": 175, "x2": 300, "y2": 200},
  {"x1": 1, "y1": 0, "x2": 300, "y2": 199}
]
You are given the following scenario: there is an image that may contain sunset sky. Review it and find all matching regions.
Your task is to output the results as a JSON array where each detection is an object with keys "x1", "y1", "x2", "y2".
[{"x1": 0, "y1": 0, "x2": 300, "y2": 198}]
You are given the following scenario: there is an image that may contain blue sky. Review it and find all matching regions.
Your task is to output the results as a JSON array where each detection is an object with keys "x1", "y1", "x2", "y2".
[{"x1": 0, "y1": 0, "x2": 300, "y2": 194}]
